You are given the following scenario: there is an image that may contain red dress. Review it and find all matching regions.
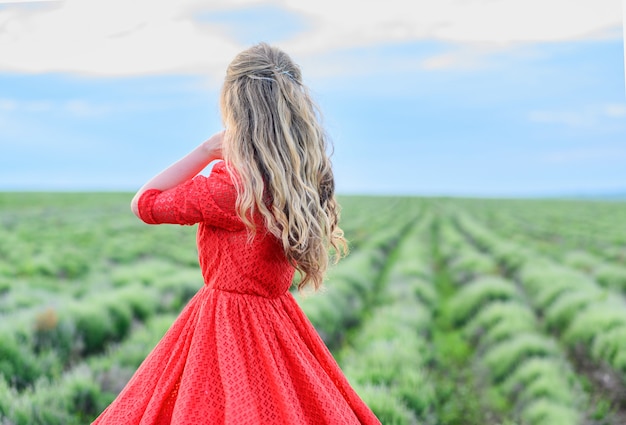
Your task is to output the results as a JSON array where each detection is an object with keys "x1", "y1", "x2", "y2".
[{"x1": 92, "y1": 161, "x2": 380, "y2": 425}]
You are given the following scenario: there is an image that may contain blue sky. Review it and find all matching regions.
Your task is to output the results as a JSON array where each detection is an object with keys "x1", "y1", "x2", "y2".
[{"x1": 0, "y1": 0, "x2": 624, "y2": 196}]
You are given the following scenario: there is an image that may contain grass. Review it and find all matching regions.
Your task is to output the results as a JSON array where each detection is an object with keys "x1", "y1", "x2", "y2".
[{"x1": 1, "y1": 193, "x2": 626, "y2": 424}]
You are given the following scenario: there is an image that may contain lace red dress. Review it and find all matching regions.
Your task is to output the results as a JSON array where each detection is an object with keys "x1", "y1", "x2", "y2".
[{"x1": 91, "y1": 161, "x2": 380, "y2": 425}]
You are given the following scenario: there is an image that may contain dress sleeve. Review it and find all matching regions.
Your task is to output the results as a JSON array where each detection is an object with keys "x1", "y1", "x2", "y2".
[{"x1": 136, "y1": 161, "x2": 244, "y2": 230}]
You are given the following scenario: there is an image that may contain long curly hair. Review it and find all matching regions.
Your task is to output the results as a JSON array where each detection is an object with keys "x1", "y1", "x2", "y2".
[{"x1": 220, "y1": 42, "x2": 347, "y2": 291}]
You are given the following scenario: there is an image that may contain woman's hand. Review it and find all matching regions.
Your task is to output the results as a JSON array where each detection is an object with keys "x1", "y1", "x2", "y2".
[
  {"x1": 131, "y1": 131, "x2": 225, "y2": 218},
  {"x1": 202, "y1": 130, "x2": 225, "y2": 161}
]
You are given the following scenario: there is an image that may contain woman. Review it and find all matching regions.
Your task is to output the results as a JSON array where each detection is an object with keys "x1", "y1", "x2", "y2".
[{"x1": 92, "y1": 43, "x2": 381, "y2": 424}]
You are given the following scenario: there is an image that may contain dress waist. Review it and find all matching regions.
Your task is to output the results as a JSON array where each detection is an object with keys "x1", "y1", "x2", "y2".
[{"x1": 206, "y1": 284, "x2": 291, "y2": 299}]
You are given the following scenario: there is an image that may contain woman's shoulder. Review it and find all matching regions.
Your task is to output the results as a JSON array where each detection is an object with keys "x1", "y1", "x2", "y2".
[
  {"x1": 191, "y1": 161, "x2": 234, "y2": 189},
  {"x1": 208, "y1": 161, "x2": 236, "y2": 184},
  {"x1": 198, "y1": 161, "x2": 240, "y2": 214},
  {"x1": 211, "y1": 160, "x2": 227, "y2": 173}
]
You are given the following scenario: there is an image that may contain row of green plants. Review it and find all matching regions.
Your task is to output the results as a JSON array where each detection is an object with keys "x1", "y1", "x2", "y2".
[
  {"x1": 440, "y1": 217, "x2": 588, "y2": 424},
  {"x1": 0, "y1": 314, "x2": 177, "y2": 424},
  {"x1": 0, "y1": 195, "x2": 201, "y2": 293},
  {"x1": 520, "y1": 262, "x2": 626, "y2": 383},
  {"x1": 0, "y1": 262, "x2": 200, "y2": 392},
  {"x1": 296, "y1": 200, "x2": 421, "y2": 350},
  {"x1": 455, "y1": 212, "x2": 626, "y2": 418},
  {"x1": 340, "y1": 215, "x2": 437, "y2": 425},
  {"x1": 336, "y1": 196, "x2": 415, "y2": 251},
  {"x1": 559, "y1": 250, "x2": 626, "y2": 293},
  {"x1": 452, "y1": 198, "x2": 626, "y2": 256},
  {"x1": 437, "y1": 217, "x2": 500, "y2": 284},
  {"x1": 452, "y1": 198, "x2": 626, "y2": 269}
]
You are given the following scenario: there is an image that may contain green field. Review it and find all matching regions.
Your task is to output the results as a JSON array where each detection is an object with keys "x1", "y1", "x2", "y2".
[{"x1": 1, "y1": 193, "x2": 625, "y2": 424}]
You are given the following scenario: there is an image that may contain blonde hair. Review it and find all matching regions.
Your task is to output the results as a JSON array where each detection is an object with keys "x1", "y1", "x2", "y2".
[{"x1": 220, "y1": 42, "x2": 347, "y2": 291}]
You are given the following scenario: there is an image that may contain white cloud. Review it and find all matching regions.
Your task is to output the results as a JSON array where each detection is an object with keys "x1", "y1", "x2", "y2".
[
  {"x1": 0, "y1": 0, "x2": 621, "y2": 76},
  {"x1": 605, "y1": 103, "x2": 626, "y2": 117},
  {"x1": 0, "y1": 1, "x2": 60, "y2": 3},
  {"x1": 0, "y1": 98, "x2": 16, "y2": 110},
  {"x1": 0, "y1": 96, "x2": 115, "y2": 116},
  {"x1": 0, "y1": 97, "x2": 53, "y2": 112},
  {"x1": 420, "y1": 45, "x2": 505, "y2": 71},
  {"x1": 0, "y1": 0, "x2": 241, "y2": 76},
  {"x1": 64, "y1": 99, "x2": 110, "y2": 116},
  {"x1": 529, "y1": 103, "x2": 626, "y2": 128},
  {"x1": 280, "y1": 0, "x2": 621, "y2": 53},
  {"x1": 530, "y1": 109, "x2": 596, "y2": 127},
  {"x1": 540, "y1": 147, "x2": 626, "y2": 164}
]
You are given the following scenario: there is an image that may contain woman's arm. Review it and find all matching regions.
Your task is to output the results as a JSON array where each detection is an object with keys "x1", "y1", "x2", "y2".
[{"x1": 130, "y1": 131, "x2": 224, "y2": 218}]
